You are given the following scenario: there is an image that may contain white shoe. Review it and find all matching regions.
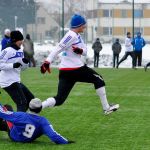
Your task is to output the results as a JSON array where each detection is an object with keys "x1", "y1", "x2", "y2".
[{"x1": 104, "y1": 104, "x2": 119, "y2": 115}]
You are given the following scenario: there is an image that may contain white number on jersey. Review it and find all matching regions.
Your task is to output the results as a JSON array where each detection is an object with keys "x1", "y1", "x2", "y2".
[{"x1": 23, "y1": 124, "x2": 35, "y2": 138}]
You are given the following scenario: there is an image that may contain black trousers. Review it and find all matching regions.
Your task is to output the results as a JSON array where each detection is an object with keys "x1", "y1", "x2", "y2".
[
  {"x1": 134, "y1": 51, "x2": 142, "y2": 66},
  {"x1": 94, "y1": 52, "x2": 100, "y2": 67},
  {"x1": 113, "y1": 53, "x2": 119, "y2": 68},
  {"x1": 146, "y1": 62, "x2": 150, "y2": 68},
  {"x1": 4, "y1": 82, "x2": 34, "y2": 112},
  {"x1": 54, "y1": 65, "x2": 105, "y2": 106},
  {"x1": 118, "y1": 51, "x2": 135, "y2": 67}
]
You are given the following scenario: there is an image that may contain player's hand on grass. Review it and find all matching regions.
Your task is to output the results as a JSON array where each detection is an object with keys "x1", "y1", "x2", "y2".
[
  {"x1": 68, "y1": 140, "x2": 75, "y2": 144},
  {"x1": 40, "y1": 61, "x2": 51, "y2": 74}
]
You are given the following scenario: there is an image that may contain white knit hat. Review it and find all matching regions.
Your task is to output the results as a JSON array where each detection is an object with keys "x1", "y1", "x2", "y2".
[
  {"x1": 29, "y1": 98, "x2": 42, "y2": 109},
  {"x1": 4, "y1": 29, "x2": 11, "y2": 35}
]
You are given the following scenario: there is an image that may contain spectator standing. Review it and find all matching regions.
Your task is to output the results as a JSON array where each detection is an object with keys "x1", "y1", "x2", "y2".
[
  {"x1": 117, "y1": 32, "x2": 135, "y2": 68},
  {"x1": 0, "y1": 31, "x2": 34, "y2": 112},
  {"x1": 132, "y1": 32, "x2": 146, "y2": 67},
  {"x1": 23, "y1": 34, "x2": 36, "y2": 67},
  {"x1": 1, "y1": 29, "x2": 11, "y2": 51},
  {"x1": 92, "y1": 38, "x2": 102, "y2": 67},
  {"x1": 112, "y1": 38, "x2": 122, "y2": 68}
]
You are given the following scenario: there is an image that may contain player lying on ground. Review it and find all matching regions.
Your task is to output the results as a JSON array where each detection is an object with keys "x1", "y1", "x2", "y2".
[
  {"x1": 40, "y1": 14, "x2": 119, "y2": 115},
  {"x1": 0, "y1": 98, "x2": 74, "y2": 144}
]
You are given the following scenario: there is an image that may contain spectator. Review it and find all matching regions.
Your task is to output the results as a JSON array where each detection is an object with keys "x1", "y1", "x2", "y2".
[
  {"x1": 112, "y1": 38, "x2": 122, "y2": 68},
  {"x1": 0, "y1": 31, "x2": 34, "y2": 112},
  {"x1": 0, "y1": 98, "x2": 74, "y2": 144},
  {"x1": 1, "y1": 29, "x2": 11, "y2": 51},
  {"x1": 92, "y1": 38, "x2": 102, "y2": 67},
  {"x1": 132, "y1": 32, "x2": 146, "y2": 67},
  {"x1": 23, "y1": 34, "x2": 36, "y2": 67},
  {"x1": 117, "y1": 32, "x2": 136, "y2": 69}
]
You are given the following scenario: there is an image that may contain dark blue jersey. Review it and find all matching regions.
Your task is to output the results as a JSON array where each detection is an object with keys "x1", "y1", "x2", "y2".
[{"x1": 0, "y1": 105, "x2": 68, "y2": 144}]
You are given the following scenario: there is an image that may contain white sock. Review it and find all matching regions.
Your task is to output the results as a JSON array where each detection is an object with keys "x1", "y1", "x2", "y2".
[
  {"x1": 42, "y1": 97, "x2": 56, "y2": 109},
  {"x1": 96, "y1": 87, "x2": 110, "y2": 110}
]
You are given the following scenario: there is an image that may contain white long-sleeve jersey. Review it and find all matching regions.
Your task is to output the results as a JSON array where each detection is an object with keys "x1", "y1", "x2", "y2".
[
  {"x1": 125, "y1": 37, "x2": 133, "y2": 52},
  {"x1": 46, "y1": 30, "x2": 87, "y2": 69},
  {"x1": 0, "y1": 46, "x2": 28, "y2": 88}
]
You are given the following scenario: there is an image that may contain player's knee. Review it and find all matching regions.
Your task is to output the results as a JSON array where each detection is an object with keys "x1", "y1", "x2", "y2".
[{"x1": 94, "y1": 79, "x2": 105, "y2": 89}]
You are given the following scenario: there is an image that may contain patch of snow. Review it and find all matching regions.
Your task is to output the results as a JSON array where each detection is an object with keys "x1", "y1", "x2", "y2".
[{"x1": 34, "y1": 43, "x2": 150, "y2": 68}]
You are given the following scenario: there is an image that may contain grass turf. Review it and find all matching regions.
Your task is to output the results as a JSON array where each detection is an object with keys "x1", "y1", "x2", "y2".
[{"x1": 0, "y1": 67, "x2": 150, "y2": 150}]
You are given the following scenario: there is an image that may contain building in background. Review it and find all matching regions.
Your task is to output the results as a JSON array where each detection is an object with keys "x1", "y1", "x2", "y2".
[
  {"x1": 26, "y1": 2, "x2": 59, "y2": 43},
  {"x1": 26, "y1": 0, "x2": 150, "y2": 44},
  {"x1": 95, "y1": 0, "x2": 150, "y2": 43}
]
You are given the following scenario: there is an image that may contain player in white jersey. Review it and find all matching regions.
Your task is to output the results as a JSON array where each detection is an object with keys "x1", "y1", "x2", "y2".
[
  {"x1": 0, "y1": 31, "x2": 34, "y2": 112},
  {"x1": 40, "y1": 14, "x2": 119, "y2": 115},
  {"x1": 117, "y1": 32, "x2": 136, "y2": 68}
]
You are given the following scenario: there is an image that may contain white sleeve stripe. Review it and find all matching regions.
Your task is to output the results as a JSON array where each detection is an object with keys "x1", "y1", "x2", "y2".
[{"x1": 49, "y1": 125, "x2": 68, "y2": 141}]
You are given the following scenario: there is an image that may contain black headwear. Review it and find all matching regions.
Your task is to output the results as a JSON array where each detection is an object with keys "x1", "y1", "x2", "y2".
[
  {"x1": 10, "y1": 30, "x2": 24, "y2": 42},
  {"x1": 26, "y1": 34, "x2": 30, "y2": 40},
  {"x1": 116, "y1": 38, "x2": 119, "y2": 42},
  {"x1": 127, "y1": 32, "x2": 131, "y2": 36}
]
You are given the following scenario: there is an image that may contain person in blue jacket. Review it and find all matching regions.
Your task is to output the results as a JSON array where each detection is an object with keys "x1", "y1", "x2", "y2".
[
  {"x1": 132, "y1": 32, "x2": 146, "y2": 67},
  {"x1": 0, "y1": 98, "x2": 74, "y2": 144},
  {"x1": 1, "y1": 29, "x2": 11, "y2": 51}
]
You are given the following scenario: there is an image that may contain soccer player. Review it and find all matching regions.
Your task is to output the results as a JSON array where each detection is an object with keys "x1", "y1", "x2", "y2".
[
  {"x1": 144, "y1": 62, "x2": 150, "y2": 71},
  {"x1": 40, "y1": 14, "x2": 119, "y2": 115},
  {"x1": 0, "y1": 98, "x2": 73, "y2": 144},
  {"x1": 117, "y1": 32, "x2": 136, "y2": 68},
  {"x1": 0, "y1": 31, "x2": 34, "y2": 112}
]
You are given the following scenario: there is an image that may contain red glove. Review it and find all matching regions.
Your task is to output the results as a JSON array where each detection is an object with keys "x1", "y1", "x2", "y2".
[
  {"x1": 72, "y1": 46, "x2": 83, "y2": 54},
  {"x1": 40, "y1": 61, "x2": 51, "y2": 74}
]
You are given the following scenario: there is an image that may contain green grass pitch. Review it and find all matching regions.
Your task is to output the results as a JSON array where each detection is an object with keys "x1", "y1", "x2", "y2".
[{"x1": 0, "y1": 67, "x2": 150, "y2": 150}]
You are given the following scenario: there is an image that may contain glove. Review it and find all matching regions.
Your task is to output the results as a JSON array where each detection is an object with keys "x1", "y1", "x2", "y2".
[
  {"x1": 13, "y1": 62, "x2": 22, "y2": 68},
  {"x1": 68, "y1": 140, "x2": 75, "y2": 144},
  {"x1": 72, "y1": 46, "x2": 83, "y2": 54},
  {"x1": 22, "y1": 58, "x2": 29, "y2": 64},
  {"x1": 40, "y1": 61, "x2": 51, "y2": 74}
]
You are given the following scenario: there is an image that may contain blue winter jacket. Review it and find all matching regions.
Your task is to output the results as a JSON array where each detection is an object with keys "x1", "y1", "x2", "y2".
[
  {"x1": 1, "y1": 36, "x2": 11, "y2": 50},
  {"x1": 132, "y1": 35, "x2": 146, "y2": 51}
]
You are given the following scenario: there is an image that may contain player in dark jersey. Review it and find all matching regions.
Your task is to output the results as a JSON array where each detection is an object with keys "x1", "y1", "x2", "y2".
[{"x1": 0, "y1": 98, "x2": 74, "y2": 144}]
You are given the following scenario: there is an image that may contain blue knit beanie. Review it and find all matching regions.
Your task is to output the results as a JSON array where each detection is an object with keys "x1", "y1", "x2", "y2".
[{"x1": 70, "y1": 14, "x2": 86, "y2": 28}]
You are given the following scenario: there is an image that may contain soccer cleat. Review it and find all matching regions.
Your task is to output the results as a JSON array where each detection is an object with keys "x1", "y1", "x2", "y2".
[{"x1": 104, "y1": 104, "x2": 119, "y2": 115}]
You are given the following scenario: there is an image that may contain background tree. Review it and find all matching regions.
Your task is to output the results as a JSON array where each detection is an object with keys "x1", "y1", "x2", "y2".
[{"x1": 0, "y1": 0, "x2": 36, "y2": 34}]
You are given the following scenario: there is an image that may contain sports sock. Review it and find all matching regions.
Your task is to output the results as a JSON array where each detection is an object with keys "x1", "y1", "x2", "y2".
[
  {"x1": 96, "y1": 87, "x2": 110, "y2": 110},
  {"x1": 42, "y1": 97, "x2": 56, "y2": 109}
]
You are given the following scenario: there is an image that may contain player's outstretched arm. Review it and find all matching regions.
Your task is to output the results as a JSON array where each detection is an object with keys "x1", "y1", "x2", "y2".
[{"x1": 43, "y1": 122, "x2": 74, "y2": 144}]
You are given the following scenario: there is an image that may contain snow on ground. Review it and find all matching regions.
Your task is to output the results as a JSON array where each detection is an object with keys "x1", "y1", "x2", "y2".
[{"x1": 34, "y1": 42, "x2": 150, "y2": 68}]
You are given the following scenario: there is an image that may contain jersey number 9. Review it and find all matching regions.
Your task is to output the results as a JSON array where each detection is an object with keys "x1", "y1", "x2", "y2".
[{"x1": 23, "y1": 124, "x2": 35, "y2": 138}]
